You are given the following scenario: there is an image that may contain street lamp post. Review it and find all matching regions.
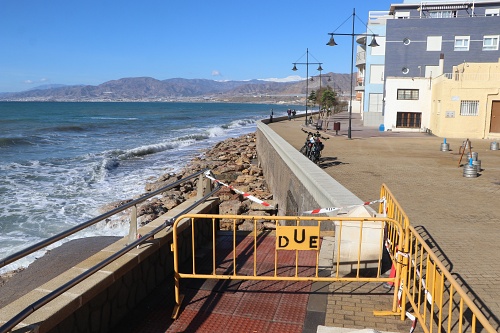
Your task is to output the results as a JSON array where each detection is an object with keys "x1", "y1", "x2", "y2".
[
  {"x1": 326, "y1": 8, "x2": 379, "y2": 139},
  {"x1": 292, "y1": 48, "x2": 323, "y2": 126}
]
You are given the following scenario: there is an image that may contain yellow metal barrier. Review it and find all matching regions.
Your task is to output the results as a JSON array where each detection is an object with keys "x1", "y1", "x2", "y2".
[
  {"x1": 171, "y1": 214, "x2": 404, "y2": 320},
  {"x1": 379, "y1": 184, "x2": 496, "y2": 333},
  {"x1": 398, "y1": 226, "x2": 496, "y2": 333},
  {"x1": 379, "y1": 183, "x2": 411, "y2": 230}
]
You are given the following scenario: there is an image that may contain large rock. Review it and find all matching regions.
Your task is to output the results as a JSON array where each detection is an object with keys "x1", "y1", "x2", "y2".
[
  {"x1": 219, "y1": 200, "x2": 243, "y2": 215},
  {"x1": 235, "y1": 175, "x2": 256, "y2": 184}
]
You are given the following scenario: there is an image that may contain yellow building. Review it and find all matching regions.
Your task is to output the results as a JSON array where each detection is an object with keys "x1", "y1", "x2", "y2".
[{"x1": 430, "y1": 58, "x2": 500, "y2": 140}]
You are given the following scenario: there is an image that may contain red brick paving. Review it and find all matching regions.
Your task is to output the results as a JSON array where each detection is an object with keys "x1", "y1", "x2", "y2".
[{"x1": 123, "y1": 233, "x2": 316, "y2": 333}]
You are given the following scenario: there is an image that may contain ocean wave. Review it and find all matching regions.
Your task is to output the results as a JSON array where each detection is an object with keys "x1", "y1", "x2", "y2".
[
  {"x1": 120, "y1": 141, "x2": 180, "y2": 158},
  {"x1": 53, "y1": 125, "x2": 88, "y2": 132},
  {"x1": 175, "y1": 133, "x2": 210, "y2": 142},
  {"x1": 88, "y1": 157, "x2": 120, "y2": 183},
  {"x1": 90, "y1": 117, "x2": 139, "y2": 121},
  {"x1": 96, "y1": 140, "x2": 194, "y2": 167},
  {"x1": 0, "y1": 137, "x2": 34, "y2": 148},
  {"x1": 207, "y1": 126, "x2": 225, "y2": 137},
  {"x1": 228, "y1": 118, "x2": 256, "y2": 128}
]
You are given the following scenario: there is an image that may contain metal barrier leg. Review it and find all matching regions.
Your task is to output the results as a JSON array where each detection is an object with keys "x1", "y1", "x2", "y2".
[
  {"x1": 171, "y1": 235, "x2": 184, "y2": 319},
  {"x1": 171, "y1": 272, "x2": 184, "y2": 320}
]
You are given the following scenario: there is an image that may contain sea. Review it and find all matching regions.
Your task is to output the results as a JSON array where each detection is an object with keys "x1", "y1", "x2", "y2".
[{"x1": 0, "y1": 101, "x2": 299, "y2": 274}]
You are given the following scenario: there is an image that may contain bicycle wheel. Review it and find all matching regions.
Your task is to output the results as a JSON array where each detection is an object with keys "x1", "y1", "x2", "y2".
[{"x1": 299, "y1": 145, "x2": 307, "y2": 155}]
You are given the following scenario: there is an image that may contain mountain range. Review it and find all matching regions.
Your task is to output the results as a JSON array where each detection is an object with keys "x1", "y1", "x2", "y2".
[{"x1": 0, "y1": 73, "x2": 353, "y2": 103}]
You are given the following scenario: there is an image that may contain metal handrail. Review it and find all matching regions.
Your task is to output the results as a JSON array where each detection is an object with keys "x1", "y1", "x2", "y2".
[
  {"x1": 0, "y1": 176, "x2": 221, "y2": 333},
  {"x1": 0, "y1": 168, "x2": 209, "y2": 270}
]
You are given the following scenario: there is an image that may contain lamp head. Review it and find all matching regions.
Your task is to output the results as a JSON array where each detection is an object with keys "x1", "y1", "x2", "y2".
[
  {"x1": 368, "y1": 35, "x2": 379, "y2": 47},
  {"x1": 326, "y1": 35, "x2": 337, "y2": 46},
  {"x1": 292, "y1": 64, "x2": 298, "y2": 71},
  {"x1": 317, "y1": 64, "x2": 323, "y2": 71}
]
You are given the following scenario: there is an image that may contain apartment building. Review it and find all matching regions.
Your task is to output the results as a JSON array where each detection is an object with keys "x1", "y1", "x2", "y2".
[{"x1": 358, "y1": 0, "x2": 500, "y2": 137}]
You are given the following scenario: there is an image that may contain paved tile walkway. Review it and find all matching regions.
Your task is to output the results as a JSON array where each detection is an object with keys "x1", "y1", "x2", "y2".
[
  {"x1": 269, "y1": 112, "x2": 500, "y2": 331},
  {"x1": 116, "y1": 233, "x2": 322, "y2": 333}
]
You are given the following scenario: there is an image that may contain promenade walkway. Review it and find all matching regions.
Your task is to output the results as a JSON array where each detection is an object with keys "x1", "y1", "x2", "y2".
[{"x1": 269, "y1": 112, "x2": 500, "y2": 331}]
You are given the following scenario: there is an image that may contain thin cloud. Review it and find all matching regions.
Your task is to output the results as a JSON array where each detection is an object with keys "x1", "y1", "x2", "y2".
[
  {"x1": 23, "y1": 78, "x2": 50, "y2": 85},
  {"x1": 260, "y1": 75, "x2": 303, "y2": 83},
  {"x1": 211, "y1": 70, "x2": 222, "y2": 77}
]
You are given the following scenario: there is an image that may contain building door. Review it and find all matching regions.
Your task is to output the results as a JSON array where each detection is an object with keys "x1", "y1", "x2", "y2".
[{"x1": 491, "y1": 101, "x2": 500, "y2": 133}]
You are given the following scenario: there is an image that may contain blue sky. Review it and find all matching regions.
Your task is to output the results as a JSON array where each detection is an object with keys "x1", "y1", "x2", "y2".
[{"x1": 0, "y1": 0, "x2": 395, "y2": 92}]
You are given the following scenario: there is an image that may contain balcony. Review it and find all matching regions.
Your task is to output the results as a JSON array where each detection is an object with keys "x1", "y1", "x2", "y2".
[
  {"x1": 356, "y1": 51, "x2": 366, "y2": 66},
  {"x1": 355, "y1": 77, "x2": 365, "y2": 91}
]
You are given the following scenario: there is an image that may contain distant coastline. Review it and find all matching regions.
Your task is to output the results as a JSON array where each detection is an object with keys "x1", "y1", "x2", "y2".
[
  {"x1": 0, "y1": 96, "x2": 303, "y2": 104},
  {"x1": 0, "y1": 74, "x2": 353, "y2": 104}
]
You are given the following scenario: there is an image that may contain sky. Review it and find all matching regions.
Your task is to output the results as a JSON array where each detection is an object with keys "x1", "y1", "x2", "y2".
[{"x1": 0, "y1": 0, "x2": 396, "y2": 92}]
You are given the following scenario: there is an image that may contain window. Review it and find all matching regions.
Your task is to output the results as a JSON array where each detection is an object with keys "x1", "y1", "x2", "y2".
[
  {"x1": 427, "y1": 36, "x2": 442, "y2": 51},
  {"x1": 483, "y1": 35, "x2": 499, "y2": 51},
  {"x1": 396, "y1": 112, "x2": 421, "y2": 128},
  {"x1": 395, "y1": 11, "x2": 410, "y2": 19},
  {"x1": 397, "y1": 89, "x2": 419, "y2": 100},
  {"x1": 454, "y1": 36, "x2": 470, "y2": 51},
  {"x1": 370, "y1": 65, "x2": 384, "y2": 84},
  {"x1": 485, "y1": 8, "x2": 500, "y2": 16},
  {"x1": 369, "y1": 93, "x2": 383, "y2": 112},
  {"x1": 425, "y1": 65, "x2": 440, "y2": 78},
  {"x1": 371, "y1": 36, "x2": 386, "y2": 56},
  {"x1": 429, "y1": 10, "x2": 456, "y2": 18},
  {"x1": 460, "y1": 100, "x2": 479, "y2": 116}
]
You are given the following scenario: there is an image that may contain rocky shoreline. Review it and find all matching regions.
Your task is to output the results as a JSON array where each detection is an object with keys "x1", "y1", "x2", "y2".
[{"x1": 134, "y1": 131, "x2": 277, "y2": 230}]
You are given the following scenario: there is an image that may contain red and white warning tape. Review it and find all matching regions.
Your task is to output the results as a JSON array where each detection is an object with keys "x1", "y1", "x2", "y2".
[
  {"x1": 384, "y1": 239, "x2": 418, "y2": 333},
  {"x1": 303, "y1": 198, "x2": 386, "y2": 215},
  {"x1": 204, "y1": 170, "x2": 271, "y2": 207}
]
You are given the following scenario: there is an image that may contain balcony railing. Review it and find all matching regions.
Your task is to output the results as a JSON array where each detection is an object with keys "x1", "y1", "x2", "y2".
[{"x1": 356, "y1": 51, "x2": 366, "y2": 66}]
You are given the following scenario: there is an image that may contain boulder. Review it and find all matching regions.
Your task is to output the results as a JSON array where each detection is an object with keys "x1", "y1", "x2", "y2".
[{"x1": 219, "y1": 199, "x2": 243, "y2": 215}]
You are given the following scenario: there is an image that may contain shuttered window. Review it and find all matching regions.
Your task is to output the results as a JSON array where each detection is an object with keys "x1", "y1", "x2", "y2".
[{"x1": 396, "y1": 112, "x2": 421, "y2": 128}]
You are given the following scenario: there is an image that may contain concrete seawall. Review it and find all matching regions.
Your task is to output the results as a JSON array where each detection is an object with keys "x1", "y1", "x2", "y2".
[{"x1": 256, "y1": 120, "x2": 371, "y2": 227}]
